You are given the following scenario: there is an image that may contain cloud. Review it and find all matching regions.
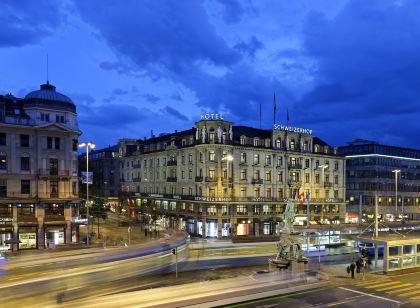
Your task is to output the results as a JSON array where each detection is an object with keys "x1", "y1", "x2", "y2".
[
  {"x1": 143, "y1": 94, "x2": 160, "y2": 104},
  {"x1": 112, "y1": 88, "x2": 128, "y2": 95},
  {"x1": 234, "y1": 35, "x2": 264, "y2": 58},
  {"x1": 0, "y1": 0, "x2": 64, "y2": 47},
  {"x1": 294, "y1": 0, "x2": 420, "y2": 146},
  {"x1": 160, "y1": 106, "x2": 189, "y2": 122},
  {"x1": 215, "y1": 0, "x2": 245, "y2": 24}
]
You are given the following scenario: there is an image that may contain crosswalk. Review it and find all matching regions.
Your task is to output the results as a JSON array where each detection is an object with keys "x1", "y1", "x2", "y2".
[{"x1": 353, "y1": 279, "x2": 420, "y2": 301}]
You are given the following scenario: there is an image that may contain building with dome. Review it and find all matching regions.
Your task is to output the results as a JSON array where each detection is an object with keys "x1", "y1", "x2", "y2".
[{"x1": 0, "y1": 82, "x2": 81, "y2": 251}]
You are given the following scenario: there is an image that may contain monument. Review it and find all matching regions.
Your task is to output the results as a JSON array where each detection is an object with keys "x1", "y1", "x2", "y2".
[{"x1": 269, "y1": 199, "x2": 308, "y2": 272}]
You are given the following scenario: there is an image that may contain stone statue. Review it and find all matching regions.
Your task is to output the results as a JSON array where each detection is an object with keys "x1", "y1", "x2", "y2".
[
  {"x1": 283, "y1": 199, "x2": 296, "y2": 234},
  {"x1": 229, "y1": 126, "x2": 233, "y2": 140},
  {"x1": 217, "y1": 127, "x2": 222, "y2": 143},
  {"x1": 195, "y1": 128, "x2": 199, "y2": 140},
  {"x1": 201, "y1": 127, "x2": 206, "y2": 143}
]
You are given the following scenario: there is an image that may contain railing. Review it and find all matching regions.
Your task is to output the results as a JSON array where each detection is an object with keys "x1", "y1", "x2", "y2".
[
  {"x1": 195, "y1": 176, "x2": 203, "y2": 182},
  {"x1": 287, "y1": 180, "x2": 302, "y2": 186},
  {"x1": 324, "y1": 182, "x2": 333, "y2": 188},
  {"x1": 222, "y1": 178, "x2": 233, "y2": 183},
  {"x1": 167, "y1": 160, "x2": 177, "y2": 166},
  {"x1": 166, "y1": 177, "x2": 177, "y2": 182},
  {"x1": 205, "y1": 177, "x2": 217, "y2": 182},
  {"x1": 39, "y1": 169, "x2": 70, "y2": 176},
  {"x1": 288, "y1": 163, "x2": 302, "y2": 170},
  {"x1": 251, "y1": 178, "x2": 263, "y2": 184}
]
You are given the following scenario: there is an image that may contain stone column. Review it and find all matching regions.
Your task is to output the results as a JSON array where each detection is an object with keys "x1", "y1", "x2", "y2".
[
  {"x1": 202, "y1": 217, "x2": 207, "y2": 238},
  {"x1": 37, "y1": 205, "x2": 45, "y2": 249},
  {"x1": 12, "y1": 204, "x2": 18, "y2": 251},
  {"x1": 64, "y1": 204, "x2": 72, "y2": 244}
]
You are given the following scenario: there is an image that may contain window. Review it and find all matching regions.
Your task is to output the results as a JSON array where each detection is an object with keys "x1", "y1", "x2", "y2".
[
  {"x1": 240, "y1": 136, "x2": 246, "y2": 145},
  {"x1": 209, "y1": 169, "x2": 215, "y2": 179},
  {"x1": 21, "y1": 180, "x2": 30, "y2": 194},
  {"x1": 56, "y1": 115, "x2": 65, "y2": 123},
  {"x1": 334, "y1": 175, "x2": 339, "y2": 185},
  {"x1": 305, "y1": 173, "x2": 310, "y2": 183},
  {"x1": 334, "y1": 161, "x2": 339, "y2": 171},
  {"x1": 72, "y1": 139, "x2": 78, "y2": 151},
  {"x1": 290, "y1": 139, "x2": 295, "y2": 150},
  {"x1": 20, "y1": 157, "x2": 30, "y2": 171},
  {"x1": 237, "y1": 205, "x2": 248, "y2": 214},
  {"x1": 50, "y1": 180, "x2": 58, "y2": 196},
  {"x1": 305, "y1": 159, "x2": 310, "y2": 168},
  {"x1": 253, "y1": 138, "x2": 259, "y2": 147},
  {"x1": 0, "y1": 153, "x2": 6, "y2": 170},
  {"x1": 199, "y1": 152, "x2": 203, "y2": 162},
  {"x1": 254, "y1": 169, "x2": 260, "y2": 180},
  {"x1": 189, "y1": 169, "x2": 192, "y2": 179},
  {"x1": 277, "y1": 156, "x2": 283, "y2": 167},
  {"x1": 19, "y1": 135, "x2": 29, "y2": 147},
  {"x1": 315, "y1": 160, "x2": 319, "y2": 168},
  {"x1": 41, "y1": 113, "x2": 50, "y2": 121},
  {"x1": 254, "y1": 187, "x2": 260, "y2": 197},
  {"x1": 72, "y1": 182, "x2": 77, "y2": 195},
  {"x1": 240, "y1": 169, "x2": 247, "y2": 180},
  {"x1": 265, "y1": 155, "x2": 271, "y2": 165},
  {"x1": 0, "y1": 133, "x2": 6, "y2": 146},
  {"x1": 209, "y1": 151, "x2": 216, "y2": 161},
  {"x1": 304, "y1": 141, "x2": 308, "y2": 151},
  {"x1": 240, "y1": 153, "x2": 247, "y2": 163},
  {"x1": 334, "y1": 190, "x2": 339, "y2": 198},
  {"x1": 278, "y1": 188, "x2": 283, "y2": 199},
  {"x1": 189, "y1": 153, "x2": 193, "y2": 163},
  {"x1": 266, "y1": 188, "x2": 272, "y2": 198},
  {"x1": 240, "y1": 187, "x2": 246, "y2": 197},
  {"x1": 277, "y1": 171, "x2": 283, "y2": 182},
  {"x1": 265, "y1": 170, "x2": 271, "y2": 181},
  {"x1": 275, "y1": 139, "x2": 281, "y2": 148},
  {"x1": 253, "y1": 154, "x2": 260, "y2": 165},
  {"x1": 49, "y1": 158, "x2": 58, "y2": 175},
  {"x1": 47, "y1": 137, "x2": 53, "y2": 149},
  {"x1": 315, "y1": 174, "x2": 320, "y2": 184},
  {"x1": 0, "y1": 179, "x2": 7, "y2": 197}
]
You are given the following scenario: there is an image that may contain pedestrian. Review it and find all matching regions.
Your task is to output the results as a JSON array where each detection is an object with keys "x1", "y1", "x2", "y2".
[
  {"x1": 346, "y1": 265, "x2": 350, "y2": 277},
  {"x1": 349, "y1": 261, "x2": 356, "y2": 279},
  {"x1": 356, "y1": 259, "x2": 361, "y2": 273}
]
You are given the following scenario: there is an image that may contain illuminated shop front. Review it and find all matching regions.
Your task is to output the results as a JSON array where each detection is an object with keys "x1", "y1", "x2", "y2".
[
  {"x1": 45, "y1": 225, "x2": 66, "y2": 247},
  {"x1": 18, "y1": 226, "x2": 37, "y2": 249}
]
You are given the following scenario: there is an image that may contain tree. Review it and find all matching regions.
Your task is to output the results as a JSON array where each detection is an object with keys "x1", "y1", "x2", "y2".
[{"x1": 90, "y1": 197, "x2": 108, "y2": 238}]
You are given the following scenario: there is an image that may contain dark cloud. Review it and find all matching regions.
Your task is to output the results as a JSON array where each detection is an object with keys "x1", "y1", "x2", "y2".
[
  {"x1": 234, "y1": 35, "x2": 264, "y2": 58},
  {"x1": 143, "y1": 94, "x2": 160, "y2": 104},
  {"x1": 112, "y1": 88, "x2": 128, "y2": 95},
  {"x1": 294, "y1": 0, "x2": 420, "y2": 147},
  {"x1": 77, "y1": 1, "x2": 241, "y2": 75},
  {"x1": 0, "y1": 0, "x2": 64, "y2": 47},
  {"x1": 215, "y1": 0, "x2": 245, "y2": 24},
  {"x1": 171, "y1": 93, "x2": 183, "y2": 101},
  {"x1": 160, "y1": 106, "x2": 189, "y2": 122}
]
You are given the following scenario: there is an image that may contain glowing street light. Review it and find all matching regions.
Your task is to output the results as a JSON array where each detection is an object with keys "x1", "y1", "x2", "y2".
[{"x1": 79, "y1": 141, "x2": 96, "y2": 246}]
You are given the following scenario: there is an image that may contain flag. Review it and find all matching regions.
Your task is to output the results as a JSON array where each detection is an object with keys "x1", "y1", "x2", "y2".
[{"x1": 273, "y1": 92, "x2": 276, "y2": 125}]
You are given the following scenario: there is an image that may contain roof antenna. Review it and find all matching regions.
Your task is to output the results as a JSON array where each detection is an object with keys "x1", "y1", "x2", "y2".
[{"x1": 46, "y1": 54, "x2": 49, "y2": 84}]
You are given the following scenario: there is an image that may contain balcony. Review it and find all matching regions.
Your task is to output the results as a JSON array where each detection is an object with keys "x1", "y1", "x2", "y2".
[
  {"x1": 133, "y1": 163, "x2": 141, "y2": 168},
  {"x1": 288, "y1": 163, "x2": 302, "y2": 170},
  {"x1": 167, "y1": 160, "x2": 177, "y2": 166},
  {"x1": 166, "y1": 177, "x2": 177, "y2": 182},
  {"x1": 222, "y1": 177, "x2": 233, "y2": 183},
  {"x1": 287, "y1": 180, "x2": 302, "y2": 187},
  {"x1": 324, "y1": 182, "x2": 333, "y2": 188},
  {"x1": 50, "y1": 192, "x2": 59, "y2": 198},
  {"x1": 195, "y1": 176, "x2": 203, "y2": 182},
  {"x1": 251, "y1": 178, "x2": 264, "y2": 184},
  {"x1": 205, "y1": 176, "x2": 217, "y2": 182},
  {"x1": 133, "y1": 178, "x2": 141, "y2": 182},
  {"x1": 39, "y1": 169, "x2": 70, "y2": 177}
]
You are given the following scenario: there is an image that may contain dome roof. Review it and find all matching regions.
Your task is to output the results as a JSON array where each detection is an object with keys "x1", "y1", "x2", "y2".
[{"x1": 25, "y1": 82, "x2": 74, "y2": 104}]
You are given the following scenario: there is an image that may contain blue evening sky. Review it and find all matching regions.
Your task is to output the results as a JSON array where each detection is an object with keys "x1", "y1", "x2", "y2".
[{"x1": 1, "y1": 0, "x2": 419, "y2": 149}]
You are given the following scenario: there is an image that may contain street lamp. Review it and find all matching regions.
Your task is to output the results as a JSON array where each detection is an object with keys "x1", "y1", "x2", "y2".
[
  {"x1": 79, "y1": 141, "x2": 96, "y2": 246},
  {"x1": 392, "y1": 169, "x2": 401, "y2": 220}
]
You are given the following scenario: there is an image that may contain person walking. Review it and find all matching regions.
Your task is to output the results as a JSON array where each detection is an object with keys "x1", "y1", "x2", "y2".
[
  {"x1": 346, "y1": 265, "x2": 350, "y2": 277},
  {"x1": 349, "y1": 261, "x2": 356, "y2": 279},
  {"x1": 356, "y1": 259, "x2": 361, "y2": 273}
]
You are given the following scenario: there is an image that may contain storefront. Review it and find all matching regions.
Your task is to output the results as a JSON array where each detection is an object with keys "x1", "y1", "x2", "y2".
[
  {"x1": 44, "y1": 225, "x2": 66, "y2": 248},
  {"x1": 18, "y1": 226, "x2": 38, "y2": 249},
  {"x1": 221, "y1": 220, "x2": 231, "y2": 237},
  {"x1": 206, "y1": 219, "x2": 218, "y2": 237},
  {"x1": 187, "y1": 219, "x2": 195, "y2": 234},
  {"x1": 237, "y1": 222, "x2": 250, "y2": 236}
]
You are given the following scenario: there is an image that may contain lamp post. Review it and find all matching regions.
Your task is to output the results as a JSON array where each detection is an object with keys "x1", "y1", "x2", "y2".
[
  {"x1": 79, "y1": 141, "x2": 96, "y2": 246},
  {"x1": 392, "y1": 169, "x2": 401, "y2": 220},
  {"x1": 318, "y1": 164, "x2": 328, "y2": 224}
]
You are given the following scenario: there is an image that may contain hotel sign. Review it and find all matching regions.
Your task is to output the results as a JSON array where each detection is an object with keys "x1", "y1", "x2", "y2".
[
  {"x1": 194, "y1": 196, "x2": 232, "y2": 202},
  {"x1": 200, "y1": 113, "x2": 224, "y2": 120},
  {"x1": 274, "y1": 124, "x2": 312, "y2": 135}
]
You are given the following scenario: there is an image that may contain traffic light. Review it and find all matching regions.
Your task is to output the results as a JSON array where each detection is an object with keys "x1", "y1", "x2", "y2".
[{"x1": 171, "y1": 248, "x2": 176, "y2": 255}]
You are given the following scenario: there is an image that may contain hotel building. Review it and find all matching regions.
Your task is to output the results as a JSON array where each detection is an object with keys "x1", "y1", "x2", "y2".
[
  {"x1": 339, "y1": 139, "x2": 420, "y2": 221},
  {"x1": 119, "y1": 116, "x2": 346, "y2": 238},
  {"x1": 0, "y1": 82, "x2": 81, "y2": 251}
]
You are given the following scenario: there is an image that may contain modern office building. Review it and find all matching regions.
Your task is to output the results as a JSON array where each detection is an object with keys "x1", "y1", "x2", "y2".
[
  {"x1": 119, "y1": 115, "x2": 346, "y2": 238},
  {"x1": 339, "y1": 139, "x2": 420, "y2": 221},
  {"x1": 0, "y1": 82, "x2": 81, "y2": 251},
  {"x1": 78, "y1": 145, "x2": 120, "y2": 199}
]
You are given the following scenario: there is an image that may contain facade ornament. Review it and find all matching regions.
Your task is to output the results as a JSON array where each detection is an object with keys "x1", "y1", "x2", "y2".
[
  {"x1": 217, "y1": 127, "x2": 222, "y2": 143},
  {"x1": 202, "y1": 126, "x2": 207, "y2": 143},
  {"x1": 229, "y1": 126, "x2": 233, "y2": 141},
  {"x1": 195, "y1": 128, "x2": 199, "y2": 140}
]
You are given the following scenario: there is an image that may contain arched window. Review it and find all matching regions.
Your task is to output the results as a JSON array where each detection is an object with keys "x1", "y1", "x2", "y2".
[
  {"x1": 276, "y1": 138, "x2": 282, "y2": 148},
  {"x1": 209, "y1": 128, "x2": 215, "y2": 144},
  {"x1": 290, "y1": 139, "x2": 296, "y2": 150}
]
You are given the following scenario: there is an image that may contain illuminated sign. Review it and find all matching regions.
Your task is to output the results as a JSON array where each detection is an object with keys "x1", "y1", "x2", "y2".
[
  {"x1": 72, "y1": 217, "x2": 88, "y2": 224},
  {"x1": 194, "y1": 196, "x2": 232, "y2": 202},
  {"x1": 274, "y1": 124, "x2": 312, "y2": 135},
  {"x1": 200, "y1": 113, "x2": 224, "y2": 120}
]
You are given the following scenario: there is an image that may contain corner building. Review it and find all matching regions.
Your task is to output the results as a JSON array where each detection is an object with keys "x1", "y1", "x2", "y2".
[
  {"x1": 0, "y1": 82, "x2": 81, "y2": 250},
  {"x1": 120, "y1": 117, "x2": 346, "y2": 238}
]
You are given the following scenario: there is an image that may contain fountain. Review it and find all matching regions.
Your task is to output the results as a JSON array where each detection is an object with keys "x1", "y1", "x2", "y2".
[{"x1": 269, "y1": 198, "x2": 308, "y2": 273}]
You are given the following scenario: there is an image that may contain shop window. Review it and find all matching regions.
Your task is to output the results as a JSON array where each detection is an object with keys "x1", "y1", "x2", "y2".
[
  {"x1": 19, "y1": 226, "x2": 37, "y2": 249},
  {"x1": 18, "y1": 204, "x2": 35, "y2": 216}
]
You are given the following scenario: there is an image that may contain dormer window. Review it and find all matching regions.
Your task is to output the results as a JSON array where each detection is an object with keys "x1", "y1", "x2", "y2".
[
  {"x1": 240, "y1": 136, "x2": 246, "y2": 145},
  {"x1": 314, "y1": 145, "x2": 319, "y2": 153},
  {"x1": 56, "y1": 115, "x2": 65, "y2": 123},
  {"x1": 253, "y1": 138, "x2": 259, "y2": 147},
  {"x1": 41, "y1": 113, "x2": 50, "y2": 122},
  {"x1": 265, "y1": 139, "x2": 270, "y2": 147},
  {"x1": 181, "y1": 139, "x2": 186, "y2": 146},
  {"x1": 275, "y1": 139, "x2": 281, "y2": 148},
  {"x1": 290, "y1": 139, "x2": 295, "y2": 150}
]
